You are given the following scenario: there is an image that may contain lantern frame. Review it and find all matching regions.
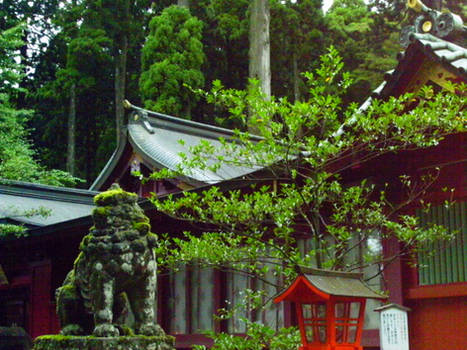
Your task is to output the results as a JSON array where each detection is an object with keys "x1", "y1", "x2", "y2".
[{"x1": 274, "y1": 268, "x2": 386, "y2": 350}]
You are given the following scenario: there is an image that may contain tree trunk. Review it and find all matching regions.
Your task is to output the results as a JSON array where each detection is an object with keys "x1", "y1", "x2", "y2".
[
  {"x1": 67, "y1": 83, "x2": 76, "y2": 176},
  {"x1": 115, "y1": 34, "x2": 128, "y2": 145},
  {"x1": 292, "y1": 51, "x2": 300, "y2": 102},
  {"x1": 177, "y1": 0, "x2": 190, "y2": 8},
  {"x1": 249, "y1": 0, "x2": 271, "y2": 98}
]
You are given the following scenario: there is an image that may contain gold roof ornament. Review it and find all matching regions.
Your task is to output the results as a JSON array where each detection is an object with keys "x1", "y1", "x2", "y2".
[
  {"x1": 407, "y1": 0, "x2": 430, "y2": 13},
  {"x1": 400, "y1": 0, "x2": 466, "y2": 48},
  {"x1": 422, "y1": 20, "x2": 433, "y2": 32}
]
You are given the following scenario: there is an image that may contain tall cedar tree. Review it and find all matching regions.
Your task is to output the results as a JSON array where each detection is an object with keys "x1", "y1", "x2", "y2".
[
  {"x1": 140, "y1": 5, "x2": 205, "y2": 119},
  {"x1": 249, "y1": 0, "x2": 271, "y2": 99},
  {"x1": 31, "y1": 0, "x2": 152, "y2": 183},
  {"x1": 326, "y1": 0, "x2": 398, "y2": 102},
  {"x1": 270, "y1": 0, "x2": 326, "y2": 101}
]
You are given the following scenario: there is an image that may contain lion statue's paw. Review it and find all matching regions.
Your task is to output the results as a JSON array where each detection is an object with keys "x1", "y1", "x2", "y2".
[
  {"x1": 61, "y1": 324, "x2": 85, "y2": 335},
  {"x1": 93, "y1": 323, "x2": 120, "y2": 337},
  {"x1": 139, "y1": 323, "x2": 165, "y2": 336}
]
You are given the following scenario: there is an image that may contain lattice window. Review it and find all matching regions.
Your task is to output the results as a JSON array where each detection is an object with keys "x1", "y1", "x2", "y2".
[
  {"x1": 335, "y1": 302, "x2": 361, "y2": 344},
  {"x1": 302, "y1": 303, "x2": 327, "y2": 344},
  {"x1": 417, "y1": 201, "x2": 466, "y2": 285}
]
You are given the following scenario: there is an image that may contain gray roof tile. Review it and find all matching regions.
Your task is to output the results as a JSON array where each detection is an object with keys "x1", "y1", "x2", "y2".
[
  {"x1": 127, "y1": 110, "x2": 261, "y2": 185},
  {"x1": 0, "y1": 181, "x2": 96, "y2": 226},
  {"x1": 370, "y1": 33, "x2": 466, "y2": 101}
]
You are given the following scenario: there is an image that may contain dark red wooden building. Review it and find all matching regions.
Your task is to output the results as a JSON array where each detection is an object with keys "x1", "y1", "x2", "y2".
[{"x1": 0, "y1": 6, "x2": 465, "y2": 349}]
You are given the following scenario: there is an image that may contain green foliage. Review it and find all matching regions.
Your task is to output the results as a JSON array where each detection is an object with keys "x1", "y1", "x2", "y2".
[
  {"x1": 63, "y1": 28, "x2": 112, "y2": 91},
  {"x1": 190, "y1": 0, "x2": 250, "y2": 94},
  {"x1": 140, "y1": 5, "x2": 205, "y2": 118},
  {"x1": 151, "y1": 48, "x2": 466, "y2": 310},
  {"x1": 270, "y1": 0, "x2": 327, "y2": 100},
  {"x1": 0, "y1": 24, "x2": 79, "y2": 238},
  {"x1": 0, "y1": 24, "x2": 25, "y2": 96},
  {"x1": 326, "y1": 0, "x2": 399, "y2": 101},
  {"x1": 0, "y1": 24, "x2": 79, "y2": 186},
  {"x1": 0, "y1": 205, "x2": 52, "y2": 239},
  {"x1": 193, "y1": 320, "x2": 300, "y2": 350},
  {"x1": 0, "y1": 224, "x2": 28, "y2": 239}
]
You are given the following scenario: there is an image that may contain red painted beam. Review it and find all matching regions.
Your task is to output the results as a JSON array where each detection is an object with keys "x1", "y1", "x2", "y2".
[{"x1": 405, "y1": 282, "x2": 467, "y2": 299}]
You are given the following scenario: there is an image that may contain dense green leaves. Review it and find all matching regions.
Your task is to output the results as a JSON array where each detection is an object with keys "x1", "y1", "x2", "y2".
[
  {"x1": 0, "y1": 24, "x2": 78, "y2": 237},
  {"x1": 140, "y1": 5, "x2": 205, "y2": 118},
  {"x1": 0, "y1": 24, "x2": 78, "y2": 186},
  {"x1": 193, "y1": 321, "x2": 301, "y2": 350},
  {"x1": 326, "y1": 0, "x2": 399, "y2": 102},
  {"x1": 150, "y1": 48, "x2": 466, "y2": 292}
]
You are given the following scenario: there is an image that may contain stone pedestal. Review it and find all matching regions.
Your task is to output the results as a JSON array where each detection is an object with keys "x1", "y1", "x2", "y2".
[{"x1": 33, "y1": 335, "x2": 175, "y2": 350}]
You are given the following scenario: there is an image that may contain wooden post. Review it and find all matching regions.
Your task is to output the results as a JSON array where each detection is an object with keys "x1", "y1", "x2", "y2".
[{"x1": 30, "y1": 261, "x2": 52, "y2": 338}]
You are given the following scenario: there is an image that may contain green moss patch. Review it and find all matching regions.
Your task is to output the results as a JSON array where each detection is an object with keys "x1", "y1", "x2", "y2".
[
  {"x1": 33, "y1": 334, "x2": 175, "y2": 350},
  {"x1": 94, "y1": 186, "x2": 138, "y2": 206}
]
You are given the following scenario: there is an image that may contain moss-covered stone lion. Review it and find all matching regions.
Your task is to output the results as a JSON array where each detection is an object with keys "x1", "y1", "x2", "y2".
[{"x1": 55, "y1": 184, "x2": 163, "y2": 337}]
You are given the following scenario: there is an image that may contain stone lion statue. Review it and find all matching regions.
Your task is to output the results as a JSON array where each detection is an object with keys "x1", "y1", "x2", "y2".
[{"x1": 56, "y1": 184, "x2": 164, "y2": 337}]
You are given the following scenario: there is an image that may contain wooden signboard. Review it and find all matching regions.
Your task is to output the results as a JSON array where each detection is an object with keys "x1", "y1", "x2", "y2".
[{"x1": 375, "y1": 303, "x2": 411, "y2": 350}]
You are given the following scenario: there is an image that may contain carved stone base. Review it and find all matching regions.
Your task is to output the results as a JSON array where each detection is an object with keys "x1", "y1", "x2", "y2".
[{"x1": 33, "y1": 335, "x2": 175, "y2": 350}]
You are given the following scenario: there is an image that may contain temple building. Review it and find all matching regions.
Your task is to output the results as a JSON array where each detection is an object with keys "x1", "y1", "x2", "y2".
[{"x1": 1, "y1": 1, "x2": 465, "y2": 349}]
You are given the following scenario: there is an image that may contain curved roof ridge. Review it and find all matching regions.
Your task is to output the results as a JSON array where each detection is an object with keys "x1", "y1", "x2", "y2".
[{"x1": 127, "y1": 102, "x2": 263, "y2": 141}]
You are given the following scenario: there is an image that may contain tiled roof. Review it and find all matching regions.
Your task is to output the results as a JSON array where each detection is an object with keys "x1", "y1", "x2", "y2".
[
  {"x1": 374, "y1": 33, "x2": 466, "y2": 99},
  {"x1": 91, "y1": 107, "x2": 262, "y2": 190},
  {"x1": 0, "y1": 180, "x2": 97, "y2": 227},
  {"x1": 274, "y1": 268, "x2": 386, "y2": 303},
  {"x1": 401, "y1": 33, "x2": 466, "y2": 77},
  {"x1": 127, "y1": 109, "x2": 261, "y2": 185}
]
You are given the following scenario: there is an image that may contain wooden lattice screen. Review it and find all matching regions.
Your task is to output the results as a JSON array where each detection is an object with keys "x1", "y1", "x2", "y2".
[{"x1": 417, "y1": 201, "x2": 466, "y2": 285}]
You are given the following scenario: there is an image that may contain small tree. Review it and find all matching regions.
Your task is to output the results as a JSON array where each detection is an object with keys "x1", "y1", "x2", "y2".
[
  {"x1": 140, "y1": 5, "x2": 205, "y2": 118},
  {"x1": 149, "y1": 48, "x2": 465, "y2": 343}
]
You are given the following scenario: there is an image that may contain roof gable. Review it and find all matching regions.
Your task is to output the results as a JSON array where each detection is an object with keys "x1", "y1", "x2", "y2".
[
  {"x1": 274, "y1": 269, "x2": 386, "y2": 304},
  {"x1": 374, "y1": 33, "x2": 466, "y2": 100},
  {"x1": 91, "y1": 106, "x2": 261, "y2": 191}
]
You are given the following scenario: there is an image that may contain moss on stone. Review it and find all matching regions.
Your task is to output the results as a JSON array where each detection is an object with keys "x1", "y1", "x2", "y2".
[
  {"x1": 33, "y1": 334, "x2": 175, "y2": 350},
  {"x1": 73, "y1": 253, "x2": 83, "y2": 268},
  {"x1": 79, "y1": 235, "x2": 92, "y2": 251},
  {"x1": 133, "y1": 222, "x2": 150, "y2": 234},
  {"x1": 56, "y1": 183, "x2": 164, "y2": 340},
  {"x1": 94, "y1": 185, "x2": 138, "y2": 206},
  {"x1": 58, "y1": 284, "x2": 77, "y2": 299},
  {"x1": 118, "y1": 325, "x2": 135, "y2": 336},
  {"x1": 147, "y1": 233, "x2": 158, "y2": 248},
  {"x1": 93, "y1": 206, "x2": 111, "y2": 217}
]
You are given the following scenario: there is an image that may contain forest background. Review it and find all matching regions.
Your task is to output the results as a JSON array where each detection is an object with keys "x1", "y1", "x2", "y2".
[{"x1": 0, "y1": 0, "x2": 465, "y2": 186}]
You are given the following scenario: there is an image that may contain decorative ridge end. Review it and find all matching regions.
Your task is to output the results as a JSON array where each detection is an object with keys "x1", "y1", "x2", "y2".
[
  {"x1": 133, "y1": 110, "x2": 156, "y2": 135},
  {"x1": 123, "y1": 99, "x2": 133, "y2": 109},
  {"x1": 401, "y1": 0, "x2": 465, "y2": 47}
]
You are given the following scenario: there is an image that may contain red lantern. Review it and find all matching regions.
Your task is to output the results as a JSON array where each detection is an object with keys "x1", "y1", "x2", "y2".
[{"x1": 274, "y1": 269, "x2": 386, "y2": 350}]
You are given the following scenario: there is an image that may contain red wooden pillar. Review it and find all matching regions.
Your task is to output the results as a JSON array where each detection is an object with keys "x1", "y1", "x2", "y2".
[
  {"x1": 29, "y1": 261, "x2": 52, "y2": 338},
  {"x1": 383, "y1": 237, "x2": 404, "y2": 304}
]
